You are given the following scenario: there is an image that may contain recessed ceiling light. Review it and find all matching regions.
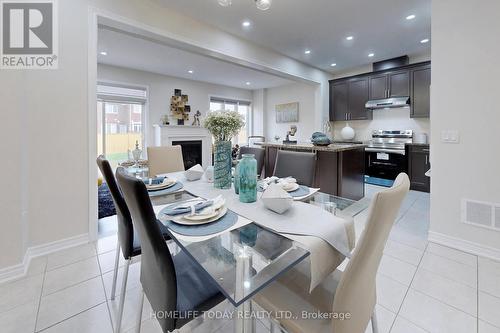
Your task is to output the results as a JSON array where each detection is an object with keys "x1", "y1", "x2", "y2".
[
  {"x1": 330, "y1": 63, "x2": 337, "y2": 67},
  {"x1": 246, "y1": 82, "x2": 251, "y2": 85},
  {"x1": 420, "y1": 38, "x2": 430, "y2": 44},
  {"x1": 406, "y1": 14, "x2": 416, "y2": 20},
  {"x1": 368, "y1": 53, "x2": 375, "y2": 57},
  {"x1": 346, "y1": 36, "x2": 354, "y2": 41},
  {"x1": 304, "y1": 50, "x2": 311, "y2": 54},
  {"x1": 242, "y1": 20, "x2": 251, "y2": 27},
  {"x1": 188, "y1": 70, "x2": 194, "y2": 74},
  {"x1": 100, "y1": 51, "x2": 107, "y2": 56}
]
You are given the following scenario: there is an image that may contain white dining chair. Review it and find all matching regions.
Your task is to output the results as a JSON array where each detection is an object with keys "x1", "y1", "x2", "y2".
[
  {"x1": 147, "y1": 146, "x2": 185, "y2": 176},
  {"x1": 253, "y1": 173, "x2": 410, "y2": 333}
]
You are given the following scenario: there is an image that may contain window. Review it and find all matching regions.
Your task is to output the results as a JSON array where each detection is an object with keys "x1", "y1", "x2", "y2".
[
  {"x1": 209, "y1": 97, "x2": 252, "y2": 144},
  {"x1": 97, "y1": 83, "x2": 147, "y2": 169}
]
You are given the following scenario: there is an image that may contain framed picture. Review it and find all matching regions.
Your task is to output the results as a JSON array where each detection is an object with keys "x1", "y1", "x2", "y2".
[
  {"x1": 181, "y1": 95, "x2": 188, "y2": 103},
  {"x1": 276, "y1": 102, "x2": 299, "y2": 123},
  {"x1": 174, "y1": 89, "x2": 182, "y2": 96}
]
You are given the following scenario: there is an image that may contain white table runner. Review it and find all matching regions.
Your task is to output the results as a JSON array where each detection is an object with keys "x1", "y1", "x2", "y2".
[{"x1": 159, "y1": 172, "x2": 355, "y2": 291}]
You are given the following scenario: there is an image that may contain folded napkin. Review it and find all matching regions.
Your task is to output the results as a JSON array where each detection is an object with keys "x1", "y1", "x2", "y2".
[
  {"x1": 163, "y1": 200, "x2": 213, "y2": 216},
  {"x1": 143, "y1": 177, "x2": 166, "y2": 185}
]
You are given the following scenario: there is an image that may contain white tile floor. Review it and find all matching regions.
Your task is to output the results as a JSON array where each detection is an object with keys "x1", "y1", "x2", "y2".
[{"x1": 2, "y1": 185, "x2": 500, "y2": 333}]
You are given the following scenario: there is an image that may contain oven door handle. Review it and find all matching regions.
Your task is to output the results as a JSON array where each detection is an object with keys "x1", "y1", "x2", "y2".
[{"x1": 365, "y1": 148, "x2": 406, "y2": 155}]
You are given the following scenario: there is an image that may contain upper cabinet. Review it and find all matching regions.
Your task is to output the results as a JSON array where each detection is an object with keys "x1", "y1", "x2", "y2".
[
  {"x1": 410, "y1": 64, "x2": 431, "y2": 118},
  {"x1": 348, "y1": 78, "x2": 370, "y2": 120},
  {"x1": 329, "y1": 77, "x2": 372, "y2": 121},
  {"x1": 388, "y1": 70, "x2": 410, "y2": 97},
  {"x1": 330, "y1": 61, "x2": 431, "y2": 121}
]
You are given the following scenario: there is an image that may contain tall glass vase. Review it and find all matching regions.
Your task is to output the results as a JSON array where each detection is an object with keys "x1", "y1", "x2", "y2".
[
  {"x1": 213, "y1": 140, "x2": 232, "y2": 189},
  {"x1": 239, "y1": 154, "x2": 257, "y2": 203}
]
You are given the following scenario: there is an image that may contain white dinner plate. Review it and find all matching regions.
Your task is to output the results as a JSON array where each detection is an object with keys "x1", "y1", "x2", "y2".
[
  {"x1": 170, "y1": 206, "x2": 228, "y2": 226},
  {"x1": 282, "y1": 182, "x2": 299, "y2": 192},
  {"x1": 146, "y1": 178, "x2": 176, "y2": 191}
]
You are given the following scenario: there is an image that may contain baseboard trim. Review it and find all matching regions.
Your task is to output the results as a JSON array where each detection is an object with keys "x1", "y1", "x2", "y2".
[
  {"x1": 0, "y1": 233, "x2": 89, "y2": 284},
  {"x1": 428, "y1": 231, "x2": 500, "y2": 261}
]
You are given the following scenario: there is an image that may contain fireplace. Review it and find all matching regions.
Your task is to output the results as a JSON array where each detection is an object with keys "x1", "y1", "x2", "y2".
[{"x1": 172, "y1": 140, "x2": 203, "y2": 170}]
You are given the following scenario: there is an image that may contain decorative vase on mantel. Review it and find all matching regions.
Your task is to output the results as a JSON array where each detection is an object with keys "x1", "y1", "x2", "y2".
[{"x1": 213, "y1": 141, "x2": 232, "y2": 189}]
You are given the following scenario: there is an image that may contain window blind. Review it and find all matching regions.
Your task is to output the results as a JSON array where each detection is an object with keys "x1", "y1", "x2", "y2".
[{"x1": 97, "y1": 83, "x2": 147, "y2": 104}]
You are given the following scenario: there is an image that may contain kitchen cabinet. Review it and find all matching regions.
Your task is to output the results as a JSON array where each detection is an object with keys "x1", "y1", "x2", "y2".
[
  {"x1": 369, "y1": 70, "x2": 409, "y2": 99},
  {"x1": 411, "y1": 65, "x2": 431, "y2": 118},
  {"x1": 407, "y1": 144, "x2": 430, "y2": 192},
  {"x1": 388, "y1": 70, "x2": 410, "y2": 97},
  {"x1": 348, "y1": 78, "x2": 370, "y2": 120},
  {"x1": 369, "y1": 75, "x2": 388, "y2": 100},
  {"x1": 330, "y1": 81, "x2": 349, "y2": 121},
  {"x1": 330, "y1": 61, "x2": 431, "y2": 121},
  {"x1": 329, "y1": 77, "x2": 371, "y2": 121}
]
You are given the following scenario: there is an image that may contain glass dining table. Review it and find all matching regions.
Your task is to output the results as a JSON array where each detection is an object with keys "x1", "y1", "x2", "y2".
[{"x1": 144, "y1": 179, "x2": 369, "y2": 333}]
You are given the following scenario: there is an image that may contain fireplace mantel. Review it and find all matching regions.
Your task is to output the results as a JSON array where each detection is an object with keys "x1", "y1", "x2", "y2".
[{"x1": 153, "y1": 124, "x2": 212, "y2": 168}]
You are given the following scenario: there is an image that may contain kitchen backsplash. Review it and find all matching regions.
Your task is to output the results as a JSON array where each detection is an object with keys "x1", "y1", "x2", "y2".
[{"x1": 330, "y1": 107, "x2": 430, "y2": 143}]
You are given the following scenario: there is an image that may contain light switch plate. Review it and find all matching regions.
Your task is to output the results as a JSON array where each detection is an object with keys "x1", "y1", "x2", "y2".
[{"x1": 441, "y1": 130, "x2": 460, "y2": 143}]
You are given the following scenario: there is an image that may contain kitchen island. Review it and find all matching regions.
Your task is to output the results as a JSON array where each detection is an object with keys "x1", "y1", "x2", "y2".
[{"x1": 257, "y1": 142, "x2": 367, "y2": 200}]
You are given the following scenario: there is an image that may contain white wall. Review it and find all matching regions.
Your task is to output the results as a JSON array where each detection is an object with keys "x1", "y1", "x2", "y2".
[
  {"x1": 97, "y1": 64, "x2": 252, "y2": 145},
  {"x1": 263, "y1": 83, "x2": 319, "y2": 143},
  {"x1": 330, "y1": 52, "x2": 431, "y2": 142},
  {"x1": 0, "y1": 0, "x2": 331, "y2": 272},
  {"x1": 332, "y1": 109, "x2": 430, "y2": 142},
  {"x1": 430, "y1": 0, "x2": 500, "y2": 253}
]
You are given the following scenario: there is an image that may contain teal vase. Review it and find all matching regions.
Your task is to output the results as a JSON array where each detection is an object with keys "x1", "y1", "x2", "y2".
[
  {"x1": 234, "y1": 163, "x2": 240, "y2": 194},
  {"x1": 238, "y1": 154, "x2": 257, "y2": 203},
  {"x1": 214, "y1": 141, "x2": 232, "y2": 189}
]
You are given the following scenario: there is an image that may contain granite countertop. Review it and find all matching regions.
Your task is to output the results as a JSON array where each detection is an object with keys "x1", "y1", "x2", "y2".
[{"x1": 255, "y1": 142, "x2": 367, "y2": 152}]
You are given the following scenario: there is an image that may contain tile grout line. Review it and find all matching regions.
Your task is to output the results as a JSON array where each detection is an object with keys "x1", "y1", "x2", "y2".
[
  {"x1": 33, "y1": 257, "x2": 48, "y2": 333},
  {"x1": 388, "y1": 240, "x2": 429, "y2": 333},
  {"x1": 35, "y1": 301, "x2": 108, "y2": 333},
  {"x1": 95, "y1": 241, "x2": 117, "y2": 333},
  {"x1": 41, "y1": 272, "x2": 103, "y2": 298}
]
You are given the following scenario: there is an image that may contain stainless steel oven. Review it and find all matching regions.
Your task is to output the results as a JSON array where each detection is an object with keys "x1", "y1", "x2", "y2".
[{"x1": 365, "y1": 130, "x2": 412, "y2": 180}]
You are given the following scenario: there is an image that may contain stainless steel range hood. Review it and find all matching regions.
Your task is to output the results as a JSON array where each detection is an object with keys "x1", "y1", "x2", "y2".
[{"x1": 365, "y1": 96, "x2": 410, "y2": 109}]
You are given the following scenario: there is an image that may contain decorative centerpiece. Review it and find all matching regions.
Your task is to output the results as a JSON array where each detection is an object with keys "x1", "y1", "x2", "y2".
[
  {"x1": 203, "y1": 110, "x2": 245, "y2": 189},
  {"x1": 311, "y1": 132, "x2": 331, "y2": 146},
  {"x1": 131, "y1": 140, "x2": 142, "y2": 167},
  {"x1": 238, "y1": 154, "x2": 257, "y2": 203}
]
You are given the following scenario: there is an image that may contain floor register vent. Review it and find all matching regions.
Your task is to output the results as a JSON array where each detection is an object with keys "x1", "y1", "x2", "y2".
[{"x1": 462, "y1": 199, "x2": 500, "y2": 231}]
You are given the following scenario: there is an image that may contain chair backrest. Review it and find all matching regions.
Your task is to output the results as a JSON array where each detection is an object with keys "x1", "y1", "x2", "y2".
[
  {"x1": 239, "y1": 146, "x2": 265, "y2": 176},
  {"x1": 273, "y1": 150, "x2": 316, "y2": 187},
  {"x1": 96, "y1": 155, "x2": 134, "y2": 259},
  {"x1": 147, "y1": 146, "x2": 185, "y2": 176},
  {"x1": 116, "y1": 167, "x2": 177, "y2": 332},
  {"x1": 331, "y1": 173, "x2": 410, "y2": 333}
]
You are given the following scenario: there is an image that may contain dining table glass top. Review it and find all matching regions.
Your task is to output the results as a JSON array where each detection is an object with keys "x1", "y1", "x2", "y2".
[{"x1": 146, "y1": 177, "x2": 369, "y2": 307}]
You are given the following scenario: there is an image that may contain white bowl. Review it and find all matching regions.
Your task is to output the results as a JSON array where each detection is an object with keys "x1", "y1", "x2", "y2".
[
  {"x1": 261, "y1": 184, "x2": 293, "y2": 214},
  {"x1": 185, "y1": 164, "x2": 204, "y2": 181}
]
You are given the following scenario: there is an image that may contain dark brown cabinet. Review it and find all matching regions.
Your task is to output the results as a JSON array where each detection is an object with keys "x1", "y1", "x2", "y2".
[
  {"x1": 348, "y1": 78, "x2": 370, "y2": 120},
  {"x1": 330, "y1": 61, "x2": 430, "y2": 121},
  {"x1": 329, "y1": 77, "x2": 371, "y2": 121},
  {"x1": 369, "y1": 75, "x2": 388, "y2": 100},
  {"x1": 407, "y1": 144, "x2": 430, "y2": 192},
  {"x1": 411, "y1": 65, "x2": 431, "y2": 118},
  {"x1": 330, "y1": 81, "x2": 349, "y2": 121},
  {"x1": 388, "y1": 70, "x2": 410, "y2": 97}
]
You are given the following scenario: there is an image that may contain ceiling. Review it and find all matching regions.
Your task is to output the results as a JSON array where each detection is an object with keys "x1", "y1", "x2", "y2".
[
  {"x1": 155, "y1": 0, "x2": 431, "y2": 72},
  {"x1": 97, "y1": 27, "x2": 294, "y2": 90}
]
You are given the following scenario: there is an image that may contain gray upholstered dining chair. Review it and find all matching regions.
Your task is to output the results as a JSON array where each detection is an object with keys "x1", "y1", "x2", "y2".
[
  {"x1": 147, "y1": 146, "x2": 185, "y2": 177},
  {"x1": 253, "y1": 173, "x2": 410, "y2": 333},
  {"x1": 96, "y1": 156, "x2": 171, "y2": 333},
  {"x1": 116, "y1": 167, "x2": 225, "y2": 333},
  {"x1": 273, "y1": 149, "x2": 316, "y2": 187},
  {"x1": 238, "y1": 146, "x2": 265, "y2": 177}
]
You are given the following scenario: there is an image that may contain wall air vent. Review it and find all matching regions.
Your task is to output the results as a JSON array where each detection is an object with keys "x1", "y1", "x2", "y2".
[{"x1": 462, "y1": 199, "x2": 500, "y2": 231}]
